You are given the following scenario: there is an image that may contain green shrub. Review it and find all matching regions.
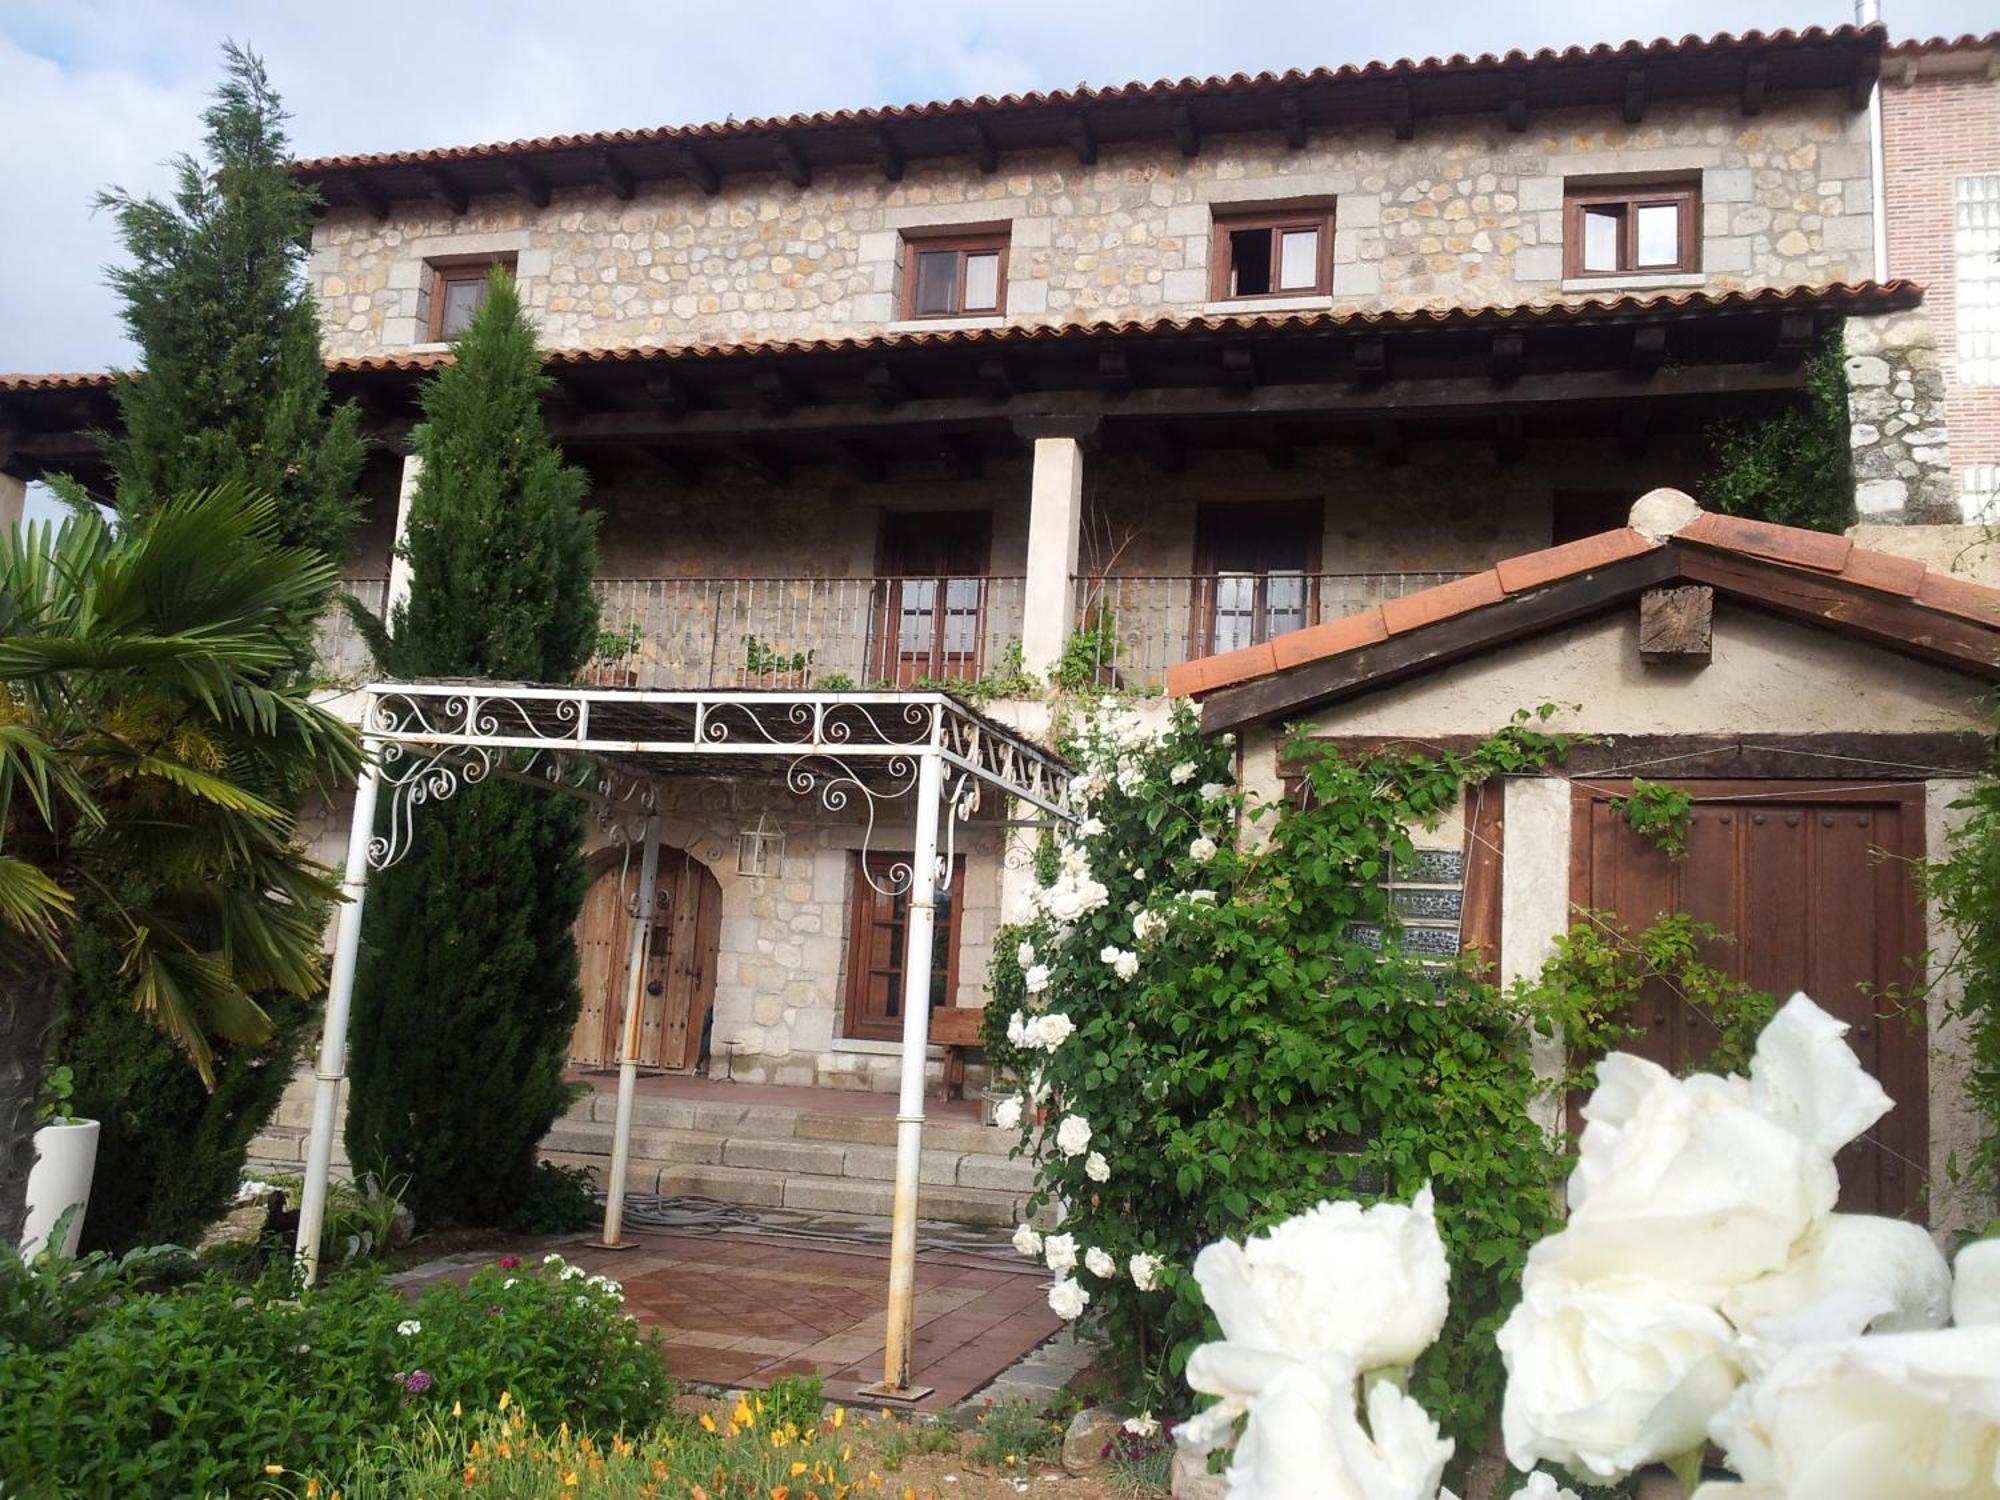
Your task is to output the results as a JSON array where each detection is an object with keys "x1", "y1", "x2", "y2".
[
  {"x1": 967, "y1": 1396, "x2": 1064, "y2": 1465},
  {"x1": 0, "y1": 1252, "x2": 668, "y2": 1497},
  {"x1": 757, "y1": 1371, "x2": 826, "y2": 1434},
  {"x1": 1700, "y1": 332, "x2": 1854, "y2": 533},
  {"x1": 0, "y1": 1229, "x2": 199, "y2": 1356},
  {"x1": 502, "y1": 1161, "x2": 601, "y2": 1235}
]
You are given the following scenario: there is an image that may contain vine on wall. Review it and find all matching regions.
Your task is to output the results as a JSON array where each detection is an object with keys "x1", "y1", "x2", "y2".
[{"x1": 1699, "y1": 331, "x2": 1855, "y2": 534}]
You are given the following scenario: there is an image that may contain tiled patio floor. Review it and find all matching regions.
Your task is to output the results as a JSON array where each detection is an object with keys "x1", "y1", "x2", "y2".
[{"x1": 400, "y1": 1226, "x2": 1061, "y2": 1412}]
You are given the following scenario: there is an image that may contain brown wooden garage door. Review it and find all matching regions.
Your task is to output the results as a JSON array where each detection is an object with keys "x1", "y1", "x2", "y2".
[{"x1": 1570, "y1": 780, "x2": 1928, "y2": 1218}]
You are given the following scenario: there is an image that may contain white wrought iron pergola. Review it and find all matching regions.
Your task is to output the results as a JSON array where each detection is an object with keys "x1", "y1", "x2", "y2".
[{"x1": 295, "y1": 682, "x2": 1071, "y2": 1399}]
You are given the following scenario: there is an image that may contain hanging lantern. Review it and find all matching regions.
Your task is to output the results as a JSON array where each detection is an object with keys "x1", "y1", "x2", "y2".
[{"x1": 735, "y1": 812, "x2": 786, "y2": 878}]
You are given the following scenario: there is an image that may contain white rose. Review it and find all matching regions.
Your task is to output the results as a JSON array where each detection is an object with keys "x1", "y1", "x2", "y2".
[
  {"x1": 1130, "y1": 1252, "x2": 1163, "y2": 1291},
  {"x1": 1006, "y1": 1010, "x2": 1030, "y2": 1047},
  {"x1": 397, "y1": 1319, "x2": 422, "y2": 1337},
  {"x1": 993, "y1": 1095, "x2": 1024, "y2": 1132},
  {"x1": 1952, "y1": 1238, "x2": 2000, "y2": 1326},
  {"x1": 1079, "y1": 816, "x2": 1106, "y2": 837},
  {"x1": 1699, "y1": 1327, "x2": 2000, "y2": 1500},
  {"x1": 1200, "y1": 781, "x2": 1228, "y2": 803},
  {"x1": 1016, "y1": 940, "x2": 1035, "y2": 968},
  {"x1": 1100, "y1": 946, "x2": 1138, "y2": 980},
  {"x1": 1132, "y1": 909, "x2": 1164, "y2": 944},
  {"x1": 1048, "y1": 1276, "x2": 1090, "y2": 1321},
  {"x1": 1043, "y1": 1232, "x2": 1078, "y2": 1274},
  {"x1": 1115, "y1": 759, "x2": 1145, "y2": 795},
  {"x1": 1085, "y1": 1247, "x2": 1117, "y2": 1278},
  {"x1": 1012, "y1": 1222, "x2": 1043, "y2": 1259},
  {"x1": 1498, "y1": 1272, "x2": 1743, "y2": 1482},
  {"x1": 1030, "y1": 1013, "x2": 1075, "y2": 1052},
  {"x1": 1188, "y1": 835, "x2": 1218, "y2": 864},
  {"x1": 1123, "y1": 1411, "x2": 1159, "y2": 1439},
  {"x1": 1191, "y1": 1185, "x2": 1450, "y2": 1374},
  {"x1": 1517, "y1": 1475, "x2": 1582, "y2": 1500},
  {"x1": 1186, "y1": 889, "x2": 1217, "y2": 904},
  {"x1": 1169, "y1": 761, "x2": 1196, "y2": 785},
  {"x1": 1722, "y1": 1213, "x2": 1950, "y2": 1370},
  {"x1": 1084, "y1": 1151, "x2": 1111, "y2": 1183},
  {"x1": 1055, "y1": 1114, "x2": 1093, "y2": 1158},
  {"x1": 1023, "y1": 964, "x2": 1051, "y2": 994}
]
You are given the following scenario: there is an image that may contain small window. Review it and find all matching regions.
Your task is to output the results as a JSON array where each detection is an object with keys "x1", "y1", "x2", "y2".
[
  {"x1": 1211, "y1": 206, "x2": 1334, "y2": 300},
  {"x1": 1194, "y1": 501, "x2": 1323, "y2": 656},
  {"x1": 900, "y1": 231, "x2": 1008, "y2": 319},
  {"x1": 426, "y1": 257, "x2": 514, "y2": 341},
  {"x1": 1956, "y1": 174, "x2": 2000, "y2": 386},
  {"x1": 1564, "y1": 181, "x2": 1700, "y2": 278},
  {"x1": 841, "y1": 854, "x2": 966, "y2": 1042}
]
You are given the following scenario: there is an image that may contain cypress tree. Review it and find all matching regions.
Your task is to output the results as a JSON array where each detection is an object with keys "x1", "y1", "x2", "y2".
[
  {"x1": 50, "y1": 44, "x2": 365, "y2": 1251},
  {"x1": 344, "y1": 272, "x2": 600, "y2": 1226}
]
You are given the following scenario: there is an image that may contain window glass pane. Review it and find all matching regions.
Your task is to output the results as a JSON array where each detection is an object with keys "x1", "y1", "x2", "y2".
[
  {"x1": 1278, "y1": 227, "x2": 1320, "y2": 290},
  {"x1": 914, "y1": 250, "x2": 958, "y2": 315},
  {"x1": 962, "y1": 251, "x2": 1000, "y2": 311},
  {"x1": 1264, "y1": 572, "x2": 1308, "y2": 636},
  {"x1": 1581, "y1": 207, "x2": 1622, "y2": 272},
  {"x1": 439, "y1": 275, "x2": 487, "y2": 337},
  {"x1": 1635, "y1": 203, "x2": 1681, "y2": 267},
  {"x1": 1212, "y1": 573, "x2": 1259, "y2": 653},
  {"x1": 1228, "y1": 227, "x2": 1273, "y2": 296},
  {"x1": 897, "y1": 579, "x2": 938, "y2": 653},
  {"x1": 941, "y1": 578, "x2": 982, "y2": 656}
]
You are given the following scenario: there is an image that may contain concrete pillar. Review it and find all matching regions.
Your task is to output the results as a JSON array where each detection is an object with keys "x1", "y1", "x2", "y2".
[
  {"x1": 1016, "y1": 420, "x2": 1095, "y2": 680},
  {"x1": 0, "y1": 473, "x2": 27, "y2": 534},
  {"x1": 386, "y1": 452, "x2": 423, "y2": 617}
]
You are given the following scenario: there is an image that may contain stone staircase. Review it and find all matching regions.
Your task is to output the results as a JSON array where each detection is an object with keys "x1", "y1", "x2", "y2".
[{"x1": 247, "y1": 1078, "x2": 1037, "y2": 1229}]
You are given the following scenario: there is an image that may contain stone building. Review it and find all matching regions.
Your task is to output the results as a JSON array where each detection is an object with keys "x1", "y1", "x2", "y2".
[{"x1": 0, "y1": 21, "x2": 1991, "y2": 1222}]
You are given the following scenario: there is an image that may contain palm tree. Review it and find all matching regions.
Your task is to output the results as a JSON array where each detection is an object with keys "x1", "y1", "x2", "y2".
[{"x1": 0, "y1": 486, "x2": 361, "y2": 1247}]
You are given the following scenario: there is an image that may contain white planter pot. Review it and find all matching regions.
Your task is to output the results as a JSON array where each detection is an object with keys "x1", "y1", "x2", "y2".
[{"x1": 21, "y1": 1118, "x2": 100, "y2": 1259}]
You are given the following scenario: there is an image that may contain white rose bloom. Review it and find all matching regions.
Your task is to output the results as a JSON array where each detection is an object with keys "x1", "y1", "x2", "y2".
[
  {"x1": 1952, "y1": 1238, "x2": 2000, "y2": 1327},
  {"x1": 1084, "y1": 1151, "x2": 1111, "y2": 1183},
  {"x1": 1079, "y1": 816, "x2": 1106, "y2": 837},
  {"x1": 1170, "y1": 761, "x2": 1196, "y2": 785},
  {"x1": 1116, "y1": 761, "x2": 1146, "y2": 796},
  {"x1": 1722, "y1": 1214, "x2": 1950, "y2": 1370},
  {"x1": 993, "y1": 1095, "x2": 1024, "y2": 1132},
  {"x1": 1030, "y1": 1013, "x2": 1075, "y2": 1052},
  {"x1": 397, "y1": 1319, "x2": 422, "y2": 1337},
  {"x1": 1006, "y1": 1009, "x2": 1030, "y2": 1047},
  {"x1": 1200, "y1": 781, "x2": 1228, "y2": 803},
  {"x1": 1024, "y1": 964, "x2": 1051, "y2": 994},
  {"x1": 1086, "y1": 1246, "x2": 1118, "y2": 1279},
  {"x1": 1044, "y1": 1232, "x2": 1078, "y2": 1274},
  {"x1": 1123, "y1": 1412, "x2": 1160, "y2": 1439},
  {"x1": 1100, "y1": 946, "x2": 1139, "y2": 980},
  {"x1": 1130, "y1": 1252, "x2": 1163, "y2": 1291},
  {"x1": 1056, "y1": 1114, "x2": 1093, "y2": 1157},
  {"x1": 1186, "y1": 889, "x2": 1217, "y2": 904},
  {"x1": 1012, "y1": 1222, "x2": 1043, "y2": 1259},
  {"x1": 1698, "y1": 1327, "x2": 2000, "y2": 1500},
  {"x1": 1133, "y1": 908, "x2": 1165, "y2": 944},
  {"x1": 1016, "y1": 940, "x2": 1035, "y2": 968},
  {"x1": 1517, "y1": 1475, "x2": 1583, "y2": 1500},
  {"x1": 1049, "y1": 1276, "x2": 1090, "y2": 1321},
  {"x1": 1498, "y1": 1272, "x2": 1743, "y2": 1482},
  {"x1": 1188, "y1": 835, "x2": 1219, "y2": 864}
]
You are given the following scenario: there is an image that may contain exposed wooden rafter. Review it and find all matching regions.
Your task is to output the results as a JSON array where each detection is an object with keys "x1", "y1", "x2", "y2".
[
  {"x1": 1491, "y1": 331, "x2": 1524, "y2": 384},
  {"x1": 1742, "y1": 54, "x2": 1770, "y2": 115},
  {"x1": 1772, "y1": 310, "x2": 1816, "y2": 367},
  {"x1": 644, "y1": 373, "x2": 693, "y2": 416},
  {"x1": 1630, "y1": 324, "x2": 1669, "y2": 373},
  {"x1": 1262, "y1": 424, "x2": 1295, "y2": 471},
  {"x1": 1220, "y1": 341, "x2": 1258, "y2": 392},
  {"x1": 1170, "y1": 97, "x2": 1200, "y2": 157},
  {"x1": 872, "y1": 127, "x2": 904, "y2": 182},
  {"x1": 1067, "y1": 110, "x2": 1098, "y2": 166},
  {"x1": 1098, "y1": 347, "x2": 1134, "y2": 394},
  {"x1": 503, "y1": 160, "x2": 551, "y2": 209},
  {"x1": 939, "y1": 433, "x2": 982, "y2": 479},
  {"x1": 1388, "y1": 80, "x2": 1415, "y2": 140},
  {"x1": 595, "y1": 149, "x2": 635, "y2": 202},
  {"x1": 977, "y1": 356, "x2": 1026, "y2": 399},
  {"x1": 1139, "y1": 424, "x2": 1186, "y2": 474},
  {"x1": 680, "y1": 146, "x2": 721, "y2": 197},
  {"x1": 342, "y1": 172, "x2": 390, "y2": 221},
  {"x1": 1505, "y1": 75, "x2": 1529, "y2": 132},
  {"x1": 838, "y1": 439, "x2": 887, "y2": 483},
  {"x1": 863, "y1": 363, "x2": 914, "y2": 408},
  {"x1": 1622, "y1": 64, "x2": 1649, "y2": 123},
  {"x1": 419, "y1": 168, "x2": 468, "y2": 216},
  {"x1": 1278, "y1": 86, "x2": 1308, "y2": 149},
  {"x1": 964, "y1": 116, "x2": 998, "y2": 173},
  {"x1": 772, "y1": 134, "x2": 811, "y2": 189},
  {"x1": 752, "y1": 370, "x2": 802, "y2": 415},
  {"x1": 1353, "y1": 336, "x2": 1389, "y2": 385}
]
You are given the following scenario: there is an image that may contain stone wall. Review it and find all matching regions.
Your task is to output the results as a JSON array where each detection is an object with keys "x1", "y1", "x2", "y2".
[
  {"x1": 1846, "y1": 310, "x2": 1958, "y2": 524},
  {"x1": 311, "y1": 93, "x2": 1874, "y2": 359}
]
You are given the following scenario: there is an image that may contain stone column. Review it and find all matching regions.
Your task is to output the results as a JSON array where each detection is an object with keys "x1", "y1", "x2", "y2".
[
  {"x1": 1014, "y1": 418, "x2": 1096, "y2": 680},
  {"x1": 1844, "y1": 311, "x2": 1954, "y2": 524},
  {"x1": 386, "y1": 450, "x2": 422, "y2": 616},
  {"x1": 0, "y1": 473, "x2": 27, "y2": 533}
]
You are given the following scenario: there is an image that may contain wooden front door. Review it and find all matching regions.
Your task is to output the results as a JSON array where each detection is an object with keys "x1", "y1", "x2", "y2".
[
  {"x1": 1571, "y1": 781, "x2": 1927, "y2": 1216},
  {"x1": 873, "y1": 512, "x2": 991, "y2": 685},
  {"x1": 568, "y1": 850, "x2": 722, "y2": 1071},
  {"x1": 842, "y1": 853, "x2": 967, "y2": 1042}
]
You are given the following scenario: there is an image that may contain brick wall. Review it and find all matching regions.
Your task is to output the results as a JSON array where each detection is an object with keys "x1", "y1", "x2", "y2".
[{"x1": 1885, "y1": 51, "x2": 2000, "y2": 518}]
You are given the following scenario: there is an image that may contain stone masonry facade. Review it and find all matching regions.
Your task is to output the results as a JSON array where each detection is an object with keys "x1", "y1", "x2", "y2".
[
  {"x1": 1845, "y1": 310, "x2": 1957, "y2": 523},
  {"x1": 310, "y1": 94, "x2": 1875, "y2": 359}
]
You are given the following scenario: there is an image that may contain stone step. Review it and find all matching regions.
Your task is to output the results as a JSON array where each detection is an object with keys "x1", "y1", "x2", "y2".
[{"x1": 554, "y1": 1088, "x2": 1005, "y2": 1157}]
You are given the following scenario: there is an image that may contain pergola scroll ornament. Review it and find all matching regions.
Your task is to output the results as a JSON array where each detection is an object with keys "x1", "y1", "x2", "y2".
[{"x1": 297, "y1": 682, "x2": 1071, "y2": 1401}]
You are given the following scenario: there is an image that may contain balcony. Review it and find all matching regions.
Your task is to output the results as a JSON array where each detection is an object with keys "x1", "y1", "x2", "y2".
[{"x1": 1066, "y1": 572, "x2": 1467, "y2": 691}]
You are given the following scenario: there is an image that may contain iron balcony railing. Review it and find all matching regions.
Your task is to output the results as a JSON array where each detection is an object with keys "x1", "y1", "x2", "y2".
[
  {"x1": 587, "y1": 575, "x2": 1028, "y2": 690},
  {"x1": 1068, "y1": 571, "x2": 1467, "y2": 691}
]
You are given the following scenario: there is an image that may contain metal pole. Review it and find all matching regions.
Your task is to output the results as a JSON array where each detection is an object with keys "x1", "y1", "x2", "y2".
[
  {"x1": 864, "y1": 750, "x2": 944, "y2": 1400},
  {"x1": 295, "y1": 735, "x2": 384, "y2": 1281},
  {"x1": 596, "y1": 815, "x2": 663, "y2": 1249},
  {"x1": 1858, "y1": 0, "x2": 1890, "y2": 282}
]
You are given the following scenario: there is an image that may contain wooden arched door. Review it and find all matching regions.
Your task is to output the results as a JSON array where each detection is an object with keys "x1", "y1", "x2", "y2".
[{"x1": 568, "y1": 849, "x2": 722, "y2": 1072}]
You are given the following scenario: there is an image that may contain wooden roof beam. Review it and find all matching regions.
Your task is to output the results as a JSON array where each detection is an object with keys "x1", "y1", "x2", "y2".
[
  {"x1": 1279, "y1": 86, "x2": 1308, "y2": 149},
  {"x1": 772, "y1": 133, "x2": 811, "y2": 189},
  {"x1": 596, "y1": 149, "x2": 635, "y2": 201},
  {"x1": 1098, "y1": 347, "x2": 1135, "y2": 394},
  {"x1": 1742, "y1": 53, "x2": 1770, "y2": 115},
  {"x1": 1353, "y1": 336, "x2": 1389, "y2": 385},
  {"x1": 1623, "y1": 64, "x2": 1649, "y2": 124},
  {"x1": 644, "y1": 373, "x2": 694, "y2": 417},
  {"x1": 964, "y1": 116, "x2": 998, "y2": 173},
  {"x1": 1851, "y1": 48, "x2": 1882, "y2": 110},
  {"x1": 752, "y1": 370, "x2": 805, "y2": 416},
  {"x1": 863, "y1": 362, "x2": 914, "y2": 408},
  {"x1": 1505, "y1": 75, "x2": 1529, "y2": 133},
  {"x1": 341, "y1": 172, "x2": 390, "y2": 221},
  {"x1": 1220, "y1": 341, "x2": 1259, "y2": 392},
  {"x1": 680, "y1": 145, "x2": 720, "y2": 197},
  {"x1": 503, "y1": 160, "x2": 551, "y2": 209},
  {"x1": 418, "y1": 167, "x2": 468, "y2": 217},
  {"x1": 1139, "y1": 424, "x2": 1186, "y2": 474},
  {"x1": 977, "y1": 356, "x2": 1026, "y2": 399},
  {"x1": 1068, "y1": 110, "x2": 1098, "y2": 166},
  {"x1": 1389, "y1": 80, "x2": 1415, "y2": 140},
  {"x1": 1630, "y1": 324, "x2": 1669, "y2": 373},
  {"x1": 872, "y1": 127, "x2": 904, "y2": 182},
  {"x1": 1773, "y1": 310, "x2": 1816, "y2": 367},
  {"x1": 1491, "y1": 331, "x2": 1524, "y2": 384},
  {"x1": 1170, "y1": 97, "x2": 1200, "y2": 157}
]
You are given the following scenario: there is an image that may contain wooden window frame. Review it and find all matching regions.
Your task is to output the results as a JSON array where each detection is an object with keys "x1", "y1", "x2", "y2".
[
  {"x1": 425, "y1": 256, "x2": 515, "y2": 341},
  {"x1": 1562, "y1": 181, "x2": 1702, "y2": 279},
  {"x1": 1191, "y1": 499, "x2": 1324, "y2": 656},
  {"x1": 841, "y1": 853, "x2": 969, "y2": 1043},
  {"x1": 899, "y1": 230, "x2": 1010, "y2": 320},
  {"x1": 1208, "y1": 205, "x2": 1335, "y2": 301}
]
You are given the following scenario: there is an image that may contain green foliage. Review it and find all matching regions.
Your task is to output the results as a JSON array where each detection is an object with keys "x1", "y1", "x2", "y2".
[
  {"x1": 993, "y1": 704, "x2": 1576, "y2": 1472},
  {"x1": 34, "y1": 1064, "x2": 73, "y2": 1124},
  {"x1": 872, "y1": 1412, "x2": 959, "y2": 1470},
  {"x1": 0, "y1": 1253, "x2": 669, "y2": 1497},
  {"x1": 757, "y1": 1371, "x2": 826, "y2": 1434},
  {"x1": 591, "y1": 624, "x2": 643, "y2": 662},
  {"x1": 1055, "y1": 605, "x2": 1120, "y2": 692},
  {"x1": 814, "y1": 672, "x2": 858, "y2": 691},
  {"x1": 1700, "y1": 333, "x2": 1855, "y2": 534},
  {"x1": 52, "y1": 919, "x2": 311, "y2": 1253},
  {"x1": 94, "y1": 43, "x2": 364, "y2": 563},
  {"x1": 0, "y1": 1231, "x2": 198, "y2": 1356},
  {"x1": 741, "y1": 633, "x2": 813, "y2": 677},
  {"x1": 346, "y1": 273, "x2": 600, "y2": 1229},
  {"x1": 902, "y1": 640, "x2": 1040, "y2": 705},
  {"x1": 1921, "y1": 745, "x2": 2000, "y2": 1206},
  {"x1": 1511, "y1": 911, "x2": 1779, "y2": 1097},
  {"x1": 1609, "y1": 776, "x2": 1696, "y2": 859},
  {"x1": 501, "y1": 1161, "x2": 602, "y2": 1236},
  {"x1": 983, "y1": 921, "x2": 1034, "y2": 1082},
  {"x1": 967, "y1": 1396, "x2": 1064, "y2": 1465},
  {"x1": 261, "y1": 1167, "x2": 411, "y2": 1265}
]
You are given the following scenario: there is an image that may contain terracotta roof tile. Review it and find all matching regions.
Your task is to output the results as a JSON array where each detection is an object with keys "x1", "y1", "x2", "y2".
[
  {"x1": 1381, "y1": 570, "x2": 1506, "y2": 635},
  {"x1": 1836, "y1": 547, "x2": 1928, "y2": 598},
  {"x1": 1677, "y1": 511, "x2": 1854, "y2": 573},
  {"x1": 1165, "y1": 640, "x2": 1279, "y2": 698},
  {"x1": 1885, "y1": 32, "x2": 2000, "y2": 56},
  {"x1": 1269, "y1": 608, "x2": 1389, "y2": 672},
  {"x1": 1494, "y1": 528, "x2": 1658, "y2": 594},
  {"x1": 1914, "y1": 571, "x2": 2000, "y2": 628}
]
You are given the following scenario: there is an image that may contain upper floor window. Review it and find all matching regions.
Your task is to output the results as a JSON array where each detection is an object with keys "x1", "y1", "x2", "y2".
[
  {"x1": 1211, "y1": 205, "x2": 1334, "y2": 300},
  {"x1": 1564, "y1": 180, "x2": 1700, "y2": 278},
  {"x1": 1195, "y1": 501, "x2": 1322, "y2": 655},
  {"x1": 1957, "y1": 173, "x2": 2000, "y2": 386},
  {"x1": 428, "y1": 256, "x2": 515, "y2": 341},
  {"x1": 901, "y1": 230, "x2": 1008, "y2": 319}
]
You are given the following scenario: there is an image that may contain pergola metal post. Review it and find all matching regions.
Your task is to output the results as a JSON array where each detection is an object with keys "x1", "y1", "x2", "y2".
[
  {"x1": 865, "y1": 748, "x2": 944, "y2": 1400},
  {"x1": 295, "y1": 731, "x2": 383, "y2": 1280},
  {"x1": 596, "y1": 814, "x2": 662, "y2": 1249}
]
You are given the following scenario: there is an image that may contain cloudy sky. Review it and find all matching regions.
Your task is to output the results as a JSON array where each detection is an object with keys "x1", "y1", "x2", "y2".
[{"x1": 2, "y1": 0, "x2": 1992, "y2": 378}]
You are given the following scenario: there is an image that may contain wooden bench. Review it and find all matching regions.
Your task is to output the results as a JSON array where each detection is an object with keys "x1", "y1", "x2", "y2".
[{"x1": 927, "y1": 1006, "x2": 985, "y2": 1101}]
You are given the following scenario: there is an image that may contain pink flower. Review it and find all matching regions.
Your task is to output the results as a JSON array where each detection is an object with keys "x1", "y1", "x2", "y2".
[
  {"x1": 403, "y1": 1369, "x2": 434, "y2": 1394},
  {"x1": 497, "y1": 1255, "x2": 522, "y2": 1270}
]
